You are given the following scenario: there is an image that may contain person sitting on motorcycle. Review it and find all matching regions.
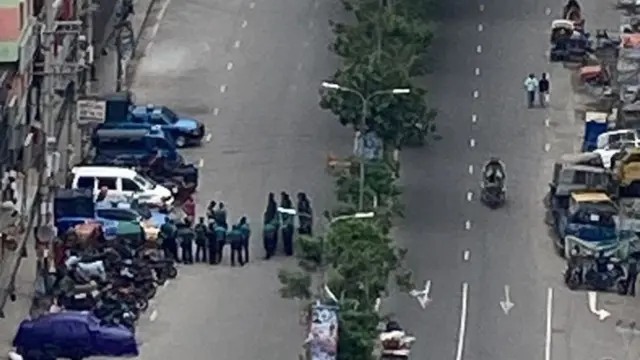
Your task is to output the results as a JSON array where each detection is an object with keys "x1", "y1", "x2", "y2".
[{"x1": 483, "y1": 157, "x2": 505, "y2": 187}]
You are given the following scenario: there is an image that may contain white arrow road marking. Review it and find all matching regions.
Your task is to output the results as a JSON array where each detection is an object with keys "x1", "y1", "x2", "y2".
[
  {"x1": 456, "y1": 283, "x2": 469, "y2": 360},
  {"x1": 499, "y1": 285, "x2": 514, "y2": 314},
  {"x1": 587, "y1": 291, "x2": 611, "y2": 321},
  {"x1": 409, "y1": 280, "x2": 432, "y2": 309},
  {"x1": 545, "y1": 288, "x2": 553, "y2": 360}
]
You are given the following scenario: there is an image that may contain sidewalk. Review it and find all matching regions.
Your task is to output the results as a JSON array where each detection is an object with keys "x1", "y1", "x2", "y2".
[{"x1": 0, "y1": 0, "x2": 158, "y2": 352}]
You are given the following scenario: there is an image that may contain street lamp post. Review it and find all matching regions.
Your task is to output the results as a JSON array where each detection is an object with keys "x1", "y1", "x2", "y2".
[
  {"x1": 277, "y1": 208, "x2": 375, "y2": 299},
  {"x1": 321, "y1": 82, "x2": 410, "y2": 210}
]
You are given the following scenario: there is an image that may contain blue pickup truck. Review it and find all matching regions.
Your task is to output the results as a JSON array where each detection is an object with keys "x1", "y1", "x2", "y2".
[{"x1": 101, "y1": 101, "x2": 205, "y2": 148}]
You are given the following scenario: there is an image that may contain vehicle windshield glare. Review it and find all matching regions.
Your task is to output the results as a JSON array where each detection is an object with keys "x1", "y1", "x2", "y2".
[
  {"x1": 134, "y1": 175, "x2": 156, "y2": 190},
  {"x1": 161, "y1": 107, "x2": 179, "y2": 123}
]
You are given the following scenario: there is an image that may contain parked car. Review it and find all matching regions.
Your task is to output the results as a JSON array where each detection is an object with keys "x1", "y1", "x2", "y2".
[
  {"x1": 101, "y1": 104, "x2": 205, "y2": 148},
  {"x1": 70, "y1": 166, "x2": 174, "y2": 207},
  {"x1": 12, "y1": 311, "x2": 139, "y2": 360}
]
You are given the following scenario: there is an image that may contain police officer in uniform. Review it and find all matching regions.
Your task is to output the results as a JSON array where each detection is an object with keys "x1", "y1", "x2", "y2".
[
  {"x1": 238, "y1": 217, "x2": 251, "y2": 264},
  {"x1": 227, "y1": 224, "x2": 244, "y2": 266},
  {"x1": 206, "y1": 219, "x2": 218, "y2": 265},
  {"x1": 214, "y1": 222, "x2": 227, "y2": 264},
  {"x1": 160, "y1": 218, "x2": 178, "y2": 261},
  {"x1": 194, "y1": 217, "x2": 208, "y2": 263},
  {"x1": 263, "y1": 216, "x2": 278, "y2": 260},
  {"x1": 178, "y1": 218, "x2": 195, "y2": 264}
]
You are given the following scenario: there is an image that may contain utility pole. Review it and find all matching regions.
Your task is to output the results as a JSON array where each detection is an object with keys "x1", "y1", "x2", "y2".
[{"x1": 38, "y1": 0, "x2": 85, "y2": 227}]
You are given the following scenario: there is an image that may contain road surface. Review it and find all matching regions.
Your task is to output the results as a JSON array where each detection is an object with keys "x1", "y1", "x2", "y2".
[
  {"x1": 391, "y1": 1, "x2": 640, "y2": 360},
  {"x1": 124, "y1": 0, "x2": 353, "y2": 358}
]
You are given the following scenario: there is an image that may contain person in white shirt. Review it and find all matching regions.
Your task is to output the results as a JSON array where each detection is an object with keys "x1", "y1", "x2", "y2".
[{"x1": 524, "y1": 74, "x2": 539, "y2": 108}]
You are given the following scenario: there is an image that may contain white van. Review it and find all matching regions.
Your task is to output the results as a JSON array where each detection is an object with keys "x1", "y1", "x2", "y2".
[{"x1": 70, "y1": 166, "x2": 174, "y2": 206}]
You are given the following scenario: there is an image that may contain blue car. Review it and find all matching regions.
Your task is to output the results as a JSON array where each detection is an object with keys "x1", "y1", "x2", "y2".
[
  {"x1": 96, "y1": 200, "x2": 169, "y2": 228},
  {"x1": 126, "y1": 105, "x2": 205, "y2": 147},
  {"x1": 13, "y1": 311, "x2": 138, "y2": 360}
]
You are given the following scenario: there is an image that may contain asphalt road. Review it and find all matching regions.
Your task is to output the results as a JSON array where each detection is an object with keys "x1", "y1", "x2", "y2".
[
  {"x1": 390, "y1": 1, "x2": 640, "y2": 360},
  {"x1": 123, "y1": 0, "x2": 353, "y2": 358}
]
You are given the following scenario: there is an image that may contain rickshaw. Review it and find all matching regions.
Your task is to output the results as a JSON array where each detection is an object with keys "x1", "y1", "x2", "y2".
[
  {"x1": 560, "y1": 192, "x2": 619, "y2": 257},
  {"x1": 550, "y1": 20, "x2": 574, "y2": 44},
  {"x1": 579, "y1": 65, "x2": 611, "y2": 87},
  {"x1": 612, "y1": 147, "x2": 640, "y2": 196},
  {"x1": 582, "y1": 111, "x2": 611, "y2": 152},
  {"x1": 616, "y1": 102, "x2": 640, "y2": 129}
]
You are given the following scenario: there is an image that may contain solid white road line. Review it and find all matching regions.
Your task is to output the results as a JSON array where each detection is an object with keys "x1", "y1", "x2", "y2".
[
  {"x1": 456, "y1": 283, "x2": 469, "y2": 360},
  {"x1": 545, "y1": 287, "x2": 553, "y2": 360}
]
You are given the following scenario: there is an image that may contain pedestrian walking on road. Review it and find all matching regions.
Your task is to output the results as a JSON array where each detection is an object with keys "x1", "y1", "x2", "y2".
[
  {"x1": 238, "y1": 216, "x2": 251, "y2": 263},
  {"x1": 194, "y1": 216, "x2": 208, "y2": 263},
  {"x1": 538, "y1": 73, "x2": 550, "y2": 108},
  {"x1": 227, "y1": 224, "x2": 245, "y2": 266},
  {"x1": 524, "y1": 73, "x2": 539, "y2": 108}
]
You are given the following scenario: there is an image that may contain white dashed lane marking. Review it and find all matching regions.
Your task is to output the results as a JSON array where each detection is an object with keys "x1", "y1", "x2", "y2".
[
  {"x1": 150, "y1": 309, "x2": 158, "y2": 322},
  {"x1": 213, "y1": 108, "x2": 220, "y2": 116},
  {"x1": 477, "y1": 24, "x2": 483, "y2": 32},
  {"x1": 241, "y1": 20, "x2": 248, "y2": 28},
  {"x1": 545, "y1": 7, "x2": 551, "y2": 15},
  {"x1": 476, "y1": 45, "x2": 482, "y2": 53},
  {"x1": 475, "y1": 68, "x2": 480, "y2": 76},
  {"x1": 472, "y1": 114, "x2": 477, "y2": 123},
  {"x1": 233, "y1": 40, "x2": 241, "y2": 48},
  {"x1": 473, "y1": 90, "x2": 479, "y2": 98},
  {"x1": 545, "y1": 118, "x2": 550, "y2": 127},
  {"x1": 465, "y1": 220, "x2": 472, "y2": 230},
  {"x1": 227, "y1": 62, "x2": 234, "y2": 70},
  {"x1": 468, "y1": 165, "x2": 474, "y2": 174},
  {"x1": 220, "y1": 85, "x2": 227, "y2": 93},
  {"x1": 479, "y1": 4, "x2": 484, "y2": 11},
  {"x1": 205, "y1": 133, "x2": 212, "y2": 142},
  {"x1": 463, "y1": 250, "x2": 470, "y2": 261},
  {"x1": 469, "y1": 139, "x2": 476, "y2": 147},
  {"x1": 249, "y1": 2, "x2": 255, "y2": 8},
  {"x1": 466, "y1": 192, "x2": 473, "y2": 202},
  {"x1": 544, "y1": 143, "x2": 551, "y2": 152}
]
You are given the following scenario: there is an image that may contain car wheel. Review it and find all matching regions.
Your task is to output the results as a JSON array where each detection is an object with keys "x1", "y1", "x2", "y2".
[{"x1": 175, "y1": 136, "x2": 187, "y2": 148}]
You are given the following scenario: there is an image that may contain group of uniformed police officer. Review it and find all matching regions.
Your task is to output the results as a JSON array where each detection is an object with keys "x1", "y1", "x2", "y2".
[{"x1": 158, "y1": 192, "x2": 313, "y2": 266}]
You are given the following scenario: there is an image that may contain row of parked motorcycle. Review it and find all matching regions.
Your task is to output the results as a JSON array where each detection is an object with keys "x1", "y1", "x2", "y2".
[{"x1": 11, "y1": 222, "x2": 178, "y2": 360}]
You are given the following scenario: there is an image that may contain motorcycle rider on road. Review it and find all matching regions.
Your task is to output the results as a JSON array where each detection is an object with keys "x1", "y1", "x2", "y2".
[{"x1": 483, "y1": 157, "x2": 505, "y2": 185}]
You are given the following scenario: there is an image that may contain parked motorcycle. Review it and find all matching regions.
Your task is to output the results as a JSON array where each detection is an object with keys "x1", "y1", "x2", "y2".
[{"x1": 564, "y1": 255, "x2": 630, "y2": 294}]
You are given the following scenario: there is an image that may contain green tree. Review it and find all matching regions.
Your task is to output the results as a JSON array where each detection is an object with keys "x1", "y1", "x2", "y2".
[
  {"x1": 278, "y1": 218, "x2": 413, "y2": 360},
  {"x1": 319, "y1": 61, "x2": 436, "y2": 148}
]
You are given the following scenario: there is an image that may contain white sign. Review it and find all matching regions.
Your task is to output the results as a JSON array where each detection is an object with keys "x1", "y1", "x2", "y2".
[{"x1": 77, "y1": 97, "x2": 107, "y2": 125}]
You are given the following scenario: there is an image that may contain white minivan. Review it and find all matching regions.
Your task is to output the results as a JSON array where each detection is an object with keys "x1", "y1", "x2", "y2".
[{"x1": 70, "y1": 166, "x2": 174, "y2": 206}]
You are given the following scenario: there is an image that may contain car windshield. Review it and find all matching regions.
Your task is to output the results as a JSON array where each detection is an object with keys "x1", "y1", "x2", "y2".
[
  {"x1": 134, "y1": 175, "x2": 156, "y2": 190},
  {"x1": 161, "y1": 107, "x2": 179, "y2": 123}
]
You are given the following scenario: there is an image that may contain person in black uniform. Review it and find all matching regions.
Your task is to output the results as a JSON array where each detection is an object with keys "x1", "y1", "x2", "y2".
[
  {"x1": 227, "y1": 224, "x2": 244, "y2": 266},
  {"x1": 206, "y1": 219, "x2": 218, "y2": 265},
  {"x1": 280, "y1": 192, "x2": 294, "y2": 256},
  {"x1": 297, "y1": 192, "x2": 313, "y2": 236},
  {"x1": 194, "y1": 217, "x2": 208, "y2": 263},
  {"x1": 178, "y1": 218, "x2": 195, "y2": 264}
]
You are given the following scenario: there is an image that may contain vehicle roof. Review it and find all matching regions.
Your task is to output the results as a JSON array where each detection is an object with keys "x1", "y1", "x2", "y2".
[
  {"x1": 552, "y1": 19, "x2": 573, "y2": 28},
  {"x1": 571, "y1": 192, "x2": 611, "y2": 202},
  {"x1": 585, "y1": 111, "x2": 608, "y2": 123},
  {"x1": 559, "y1": 152, "x2": 603, "y2": 163},
  {"x1": 562, "y1": 164, "x2": 607, "y2": 173},
  {"x1": 71, "y1": 166, "x2": 138, "y2": 178}
]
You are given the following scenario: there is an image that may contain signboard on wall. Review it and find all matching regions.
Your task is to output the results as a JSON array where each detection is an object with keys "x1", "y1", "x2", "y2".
[{"x1": 77, "y1": 96, "x2": 106, "y2": 125}]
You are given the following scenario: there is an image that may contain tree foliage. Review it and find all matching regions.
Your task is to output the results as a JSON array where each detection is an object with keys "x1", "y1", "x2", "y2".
[
  {"x1": 320, "y1": 0, "x2": 437, "y2": 148},
  {"x1": 278, "y1": 0, "x2": 436, "y2": 358}
]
